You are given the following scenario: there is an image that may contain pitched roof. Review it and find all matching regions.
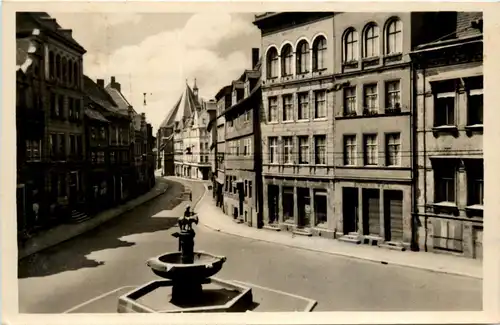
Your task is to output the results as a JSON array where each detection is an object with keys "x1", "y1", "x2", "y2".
[
  {"x1": 105, "y1": 83, "x2": 133, "y2": 114},
  {"x1": 85, "y1": 108, "x2": 109, "y2": 123},
  {"x1": 83, "y1": 75, "x2": 125, "y2": 116},
  {"x1": 158, "y1": 83, "x2": 200, "y2": 129}
]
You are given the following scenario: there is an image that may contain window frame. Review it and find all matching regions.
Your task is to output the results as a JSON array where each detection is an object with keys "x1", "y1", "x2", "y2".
[{"x1": 363, "y1": 134, "x2": 378, "y2": 166}]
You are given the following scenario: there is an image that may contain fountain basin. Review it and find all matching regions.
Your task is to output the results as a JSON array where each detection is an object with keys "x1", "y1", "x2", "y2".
[
  {"x1": 146, "y1": 251, "x2": 226, "y2": 282},
  {"x1": 117, "y1": 278, "x2": 253, "y2": 313}
]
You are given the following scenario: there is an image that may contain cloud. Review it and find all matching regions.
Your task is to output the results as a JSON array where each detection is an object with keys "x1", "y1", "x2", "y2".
[{"x1": 53, "y1": 12, "x2": 259, "y2": 132}]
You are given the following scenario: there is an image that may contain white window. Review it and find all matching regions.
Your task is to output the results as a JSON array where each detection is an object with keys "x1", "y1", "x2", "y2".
[
  {"x1": 268, "y1": 137, "x2": 278, "y2": 163},
  {"x1": 386, "y1": 133, "x2": 401, "y2": 166},
  {"x1": 364, "y1": 134, "x2": 378, "y2": 165},
  {"x1": 344, "y1": 86, "x2": 357, "y2": 115},
  {"x1": 282, "y1": 137, "x2": 293, "y2": 164},
  {"x1": 281, "y1": 44, "x2": 293, "y2": 76},
  {"x1": 267, "y1": 47, "x2": 279, "y2": 79},
  {"x1": 268, "y1": 97, "x2": 278, "y2": 122},
  {"x1": 298, "y1": 136, "x2": 309, "y2": 164},
  {"x1": 467, "y1": 76, "x2": 484, "y2": 126},
  {"x1": 386, "y1": 80, "x2": 401, "y2": 110},
  {"x1": 364, "y1": 24, "x2": 380, "y2": 58},
  {"x1": 344, "y1": 135, "x2": 356, "y2": 165},
  {"x1": 314, "y1": 91, "x2": 327, "y2": 119},
  {"x1": 26, "y1": 140, "x2": 41, "y2": 161},
  {"x1": 314, "y1": 135, "x2": 326, "y2": 165},
  {"x1": 386, "y1": 19, "x2": 403, "y2": 55},
  {"x1": 435, "y1": 91, "x2": 455, "y2": 126},
  {"x1": 364, "y1": 84, "x2": 378, "y2": 113},
  {"x1": 283, "y1": 95, "x2": 293, "y2": 121},
  {"x1": 312, "y1": 36, "x2": 327, "y2": 71},
  {"x1": 297, "y1": 41, "x2": 310, "y2": 74},
  {"x1": 298, "y1": 92, "x2": 309, "y2": 120},
  {"x1": 344, "y1": 29, "x2": 359, "y2": 62}
]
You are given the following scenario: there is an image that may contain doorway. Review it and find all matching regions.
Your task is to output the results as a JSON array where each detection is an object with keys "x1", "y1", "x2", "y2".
[
  {"x1": 362, "y1": 188, "x2": 380, "y2": 236},
  {"x1": 69, "y1": 171, "x2": 79, "y2": 207},
  {"x1": 267, "y1": 185, "x2": 279, "y2": 224},
  {"x1": 383, "y1": 190, "x2": 404, "y2": 242},
  {"x1": 342, "y1": 187, "x2": 358, "y2": 234}
]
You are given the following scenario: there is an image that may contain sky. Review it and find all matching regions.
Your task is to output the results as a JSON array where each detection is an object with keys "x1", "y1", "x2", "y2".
[{"x1": 49, "y1": 12, "x2": 261, "y2": 132}]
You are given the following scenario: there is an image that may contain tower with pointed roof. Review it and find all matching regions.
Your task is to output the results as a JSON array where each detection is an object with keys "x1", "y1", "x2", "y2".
[{"x1": 157, "y1": 79, "x2": 212, "y2": 179}]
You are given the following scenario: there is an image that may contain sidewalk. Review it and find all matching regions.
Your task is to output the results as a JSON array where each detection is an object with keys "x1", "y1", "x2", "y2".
[
  {"x1": 183, "y1": 181, "x2": 482, "y2": 279},
  {"x1": 18, "y1": 178, "x2": 169, "y2": 260}
]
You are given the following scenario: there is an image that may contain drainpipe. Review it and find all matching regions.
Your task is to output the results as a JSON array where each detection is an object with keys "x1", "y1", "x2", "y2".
[
  {"x1": 410, "y1": 60, "x2": 419, "y2": 252},
  {"x1": 421, "y1": 64, "x2": 428, "y2": 253}
]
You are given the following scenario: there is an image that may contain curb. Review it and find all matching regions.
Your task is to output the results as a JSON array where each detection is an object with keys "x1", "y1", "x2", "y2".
[
  {"x1": 19, "y1": 178, "x2": 169, "y2": 260},
  {"x1": 194, "y1": 183, "x2": 482, "y2": 280}
]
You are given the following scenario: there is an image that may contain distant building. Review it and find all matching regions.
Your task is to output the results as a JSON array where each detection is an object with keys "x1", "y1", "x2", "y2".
[
  {"x1": 411, "y1": 13, "x2": 483, "y2": 259},
  {"x1": 158, "y1": 80, "x2": 212, "y2": 180}
]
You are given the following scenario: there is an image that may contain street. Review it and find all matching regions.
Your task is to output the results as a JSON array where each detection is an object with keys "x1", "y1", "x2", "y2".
[{"x1": 18, "y1": 178, "x2": 482, "y2": 313}]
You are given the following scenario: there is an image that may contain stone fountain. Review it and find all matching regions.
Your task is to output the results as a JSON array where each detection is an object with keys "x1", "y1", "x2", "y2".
[{"x1": 117, "y1": 211, "x2": 253, "y2": 313}]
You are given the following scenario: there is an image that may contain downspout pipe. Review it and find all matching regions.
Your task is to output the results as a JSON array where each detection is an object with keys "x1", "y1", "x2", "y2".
[{"x1": 410, "y1": 58, "x2": 419, "y2": 252}]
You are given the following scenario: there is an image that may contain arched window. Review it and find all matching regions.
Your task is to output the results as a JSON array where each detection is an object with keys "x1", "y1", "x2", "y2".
[
  {"x1": 296, "y1": 40, "x2": 309, "y2": 74},
  {"x1": 344, "y1": 29, "x2": 359, "y2": 62},
  {"x1": 74, "y1": 62, "x2": 79, "y2": 86},
  {"x1": 62, "y1": 57, "x2": 67, "y2": 83},
  {"x1": 281, "y1": 44, "x2": 293, "y2": 76},
  {"x1": 49, "y1": 51, "x2": 55, "y2": 78},
  {"x1": 55, "y1": 54, "x2": 61, "y2": 79},
  {"x1": 312, "y1": 36, "x2": 327, "y2": 71},
  {"x1": 364, "y1": 24, "x2": 379, "y2": 58},
  {"x1": 266, "y1": 47, "x2": 279, "y2": 79},
  {"x1": 386, "y1": 18, "x2": 403, "y2": 54},
  {"x1": 68, "y1": 60, "x2": 73, "y2": 85}
]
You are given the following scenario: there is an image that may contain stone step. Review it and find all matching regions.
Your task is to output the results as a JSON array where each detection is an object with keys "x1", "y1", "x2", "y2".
[
  {"x1": 263, "y1": 224, "x2": 281, "y2": 231},
  {"x1": 362, "y1": 235, "x2": 383, "y2": 246},
  {"x1": 379, "y1": 241, "x2": 406, "y2": 251},
  {"x1": 292, "y1": 228, "x2": 312, "y2": 237},
  {"x1": 338, "y1": 235, "x2": 362, "y2": 244}
]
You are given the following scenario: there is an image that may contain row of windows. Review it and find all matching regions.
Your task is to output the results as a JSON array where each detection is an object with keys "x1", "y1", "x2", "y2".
[
  {"x1": 224, "y1": 176, "x2": 253, "y2": 199},
  {"x1": 268, "y1": 135, "x2": 326, "y2": 165},
  {"x1": 265, "y1": 18, "x2": 403, "y2": 79},
  {"x1": 227, "y1": 110, "x2": 251, "y2": 128},
  {"x1": 343, "y1": 133, "x2": 401, "y2": 167},
  {"x1": 50, "y1": 93, "x2": 82, "y2": 122},
  {"x1": 433, "y1": 77, "x2": 484, "y2": 127},
  {"x1": 268, "y1": 90, "x2": 327, "y2": 122},
  {"x1": 342, "y1": 80, "x2": 401, "y2": 116},
  {"x1": 227, "y1": 138, "x2": 253, "y2": 157},
  {"x1": 268, "y1": 185, "x2": 328, "y2": 227},
  {"x1": 48, "y1": 133, "x2": 83, "y2": 159},
  {"x1": 343, "y1": 18, "x2": 402, "y2": 63},
  {"x1": 47, "y1": 51, "x2": 81, "y2": 87},
  {"x1": 434, "y1": 160, "x2": 483, "y2": 206},
  {"x1": 266, "y1": 133, "x2": 402, "y2": 167},
  {"x1": 91, "y1": 150, "x2": 129, "y2": 164},
  {"x1": 266, "y1": 35, "x2": 327, "y2": 78}
]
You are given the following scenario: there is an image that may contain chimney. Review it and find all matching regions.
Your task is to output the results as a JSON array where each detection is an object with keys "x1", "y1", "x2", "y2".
[
  {"x1": 252, "y1": 48, "x2": 260, "y2": 69},
  {"x1": 141, "y1": 113, "x2": 146, "y2": 130},
  {"x1": 96, "y1": 79, "x2": 104, "y2": 88},
  {"x1": 127, "y1": 105, "x2": 134, "y2": 119},
  {"x1": 111, "y1": 76, "x2": 121, "y2": 92}
]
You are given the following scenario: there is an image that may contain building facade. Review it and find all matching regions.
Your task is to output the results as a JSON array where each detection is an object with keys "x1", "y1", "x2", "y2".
[
  {"x1": 254, "y1": 13, "x2": 337, "y2": 236},
  {"x1": 210, "y1": 85, "x2": 232, "y2": 206},
  {"x1": 220, "y1": 66, "x2": 263, "y2": 227},
  {"x1": 17, "y1": 12, "x2": 88, "y2": 231},
  {"x1": 411, "y1": 13, "x2": 483, "y2": 259}
]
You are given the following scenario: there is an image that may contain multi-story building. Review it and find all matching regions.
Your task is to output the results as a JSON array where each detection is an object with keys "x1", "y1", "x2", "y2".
[
  {"x1": 220, "y1": 59, "x2": 263, "y2": 227},
  {"x1": 209, "y1": 85, "x2": 232, "y2": 206},
  {"x1": 253, "y1": 13, "x2": 337, "y2": 236},
  {"x1": 331, "y1": 12, "x2": 456, "y2": 249},
  {"x1": 83, "y1": 76, "x2": 113, "y2": 215},
  {"x1": 159, "y1": 81, "x2": 212, "y2": 180},
  {"x1": 105, "y1": 76, "x2": 138, "y2": 201},
  {"x1": 411, "y1": 13, "x2": 483, "y2": 259},
  {"x1": 16, "y1": 32, "x2": 46, "y2": 234},
  {"x1": 17, "y1": 12, "x2": 87, "y2": 228},
  {"x1": 129, "y1": 110, "x2": 150, "y2": 196}
]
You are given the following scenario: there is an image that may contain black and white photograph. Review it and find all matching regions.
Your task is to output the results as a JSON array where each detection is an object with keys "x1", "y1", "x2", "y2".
[{"x1": 3, "y1": 2, "x2": 499, "y2": 323}]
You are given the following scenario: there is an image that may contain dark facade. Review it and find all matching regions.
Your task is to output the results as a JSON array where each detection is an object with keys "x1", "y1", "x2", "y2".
[
  {"x1": 411, "y1": 13, "x2": 483, "y2": 259},
  {"x1": 220, "y1": 66, "x2": 263, "y2": 228},
  {"x1": 16, "y1": 12, "x2": 87, "y2": 235}
]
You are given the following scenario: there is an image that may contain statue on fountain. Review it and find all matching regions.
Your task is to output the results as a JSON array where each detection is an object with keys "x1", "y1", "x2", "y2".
[{"x1": 171, "y1": 205, "x2": 199, "y2": 264}]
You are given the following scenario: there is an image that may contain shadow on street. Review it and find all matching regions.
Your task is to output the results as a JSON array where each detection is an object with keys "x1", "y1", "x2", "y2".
[{"x1": 18, "y1": 179, "x2": 185, "y2": 279}]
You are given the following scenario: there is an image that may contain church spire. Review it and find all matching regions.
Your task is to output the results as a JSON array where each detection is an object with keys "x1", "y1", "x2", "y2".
[{"x1": 193, "y1": 78, "x2": 199, "y2": 98}]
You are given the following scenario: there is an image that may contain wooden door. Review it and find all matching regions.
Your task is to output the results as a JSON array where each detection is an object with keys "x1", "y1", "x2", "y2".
[
  {"x1": 384, "y1": 190, "x2": 404, "y2": 242},
  {"x1": 363, "y1": 189, "x2": 380, "y2": 236}
]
